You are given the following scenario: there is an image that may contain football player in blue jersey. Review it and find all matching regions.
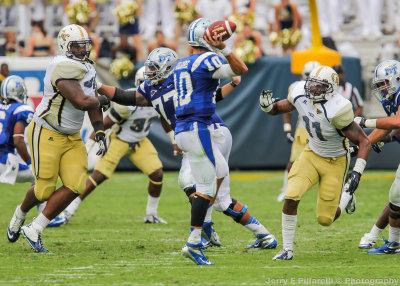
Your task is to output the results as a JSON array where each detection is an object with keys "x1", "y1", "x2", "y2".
[
  {"x1": 173, "y1": 18, "x2": 270, "y2": 265},
  {"x1": 355, "y1": 60, "x2": 400, "y2": 254},
  {"x1": 99, "y1": 46, "x2": 277, "y2": 263},
  {"x1": 0, "y1": 75, "x2": 34, "y2": 186}
]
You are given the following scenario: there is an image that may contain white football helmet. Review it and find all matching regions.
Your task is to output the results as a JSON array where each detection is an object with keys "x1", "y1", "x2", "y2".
[
  {"x1": 301, "y1": 61, "x2": 321, "y2": 79},
  {"x1": 187, "y1": 18, "x2": 214, "y2": 51},
  {"x1": 1, "y1": 75, "x2": 28, "y2": 103},
  {"x1": 144, "y1": 47, "x2": 178, "y2": 86},
  {"x1": 57, "y1": 24, "x2": 92, "y2": 62},
  {"x1": 372, "y1": 60, "x2": 400, "y2": 101},
  {"x1": 135, "y1": 66, "x2": 146, "y2": 87},
  {"x1": 304, "y1": 66, "x2": 339, "y2": 103}
]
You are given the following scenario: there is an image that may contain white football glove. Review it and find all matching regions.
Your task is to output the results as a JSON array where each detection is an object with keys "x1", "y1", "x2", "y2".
[
  {"x1": 259, "y1": 90, "x2": 278, "y2": 113},
  {"x1": 354, "y1": 117, "x2": 366, "y2": 128}
]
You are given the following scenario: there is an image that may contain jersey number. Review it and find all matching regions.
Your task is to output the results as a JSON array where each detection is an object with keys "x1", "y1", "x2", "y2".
[
  {"x1": 174, "y1": 72, "x2": 193, "y2": 107},
  {"x1": 152, "y1": 90, "x2": 176, "y2": 125},
  {"x1": 302, "y1": 116, "x2": 327, "y2": 141},
  {"x1": 130, "y1": 116, "x2": 158, "y2": 133}
]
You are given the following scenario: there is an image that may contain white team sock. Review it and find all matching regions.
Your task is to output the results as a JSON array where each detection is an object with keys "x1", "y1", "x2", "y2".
[
  {"x1": 16, "y1": 204, "x2": 27, "y2": 218},
  {"x1": 388, "y1": 226, "x2": 400, "y2": 243},
  {"x1": 245, "y1": 216, "x2": 269, "y2": 236},
  {"x1": 204, "y1": 205, "x2": 213, "y2": 223},
  {"x1": 32, "y1": 213, "x2": 50, "y2": 234},
  {"x1": 282, "y1": 213, "x2": 297, "y2": 251},
  {"x1": 369, "y1": 224, "x2": 383, "y2": 240},
  {"x1": 188, "y1": 228, "x2": 202, "y2": 245},
  {"x1": 146, "y1": 195, "x2": 160, "y2": 216},
  {"x1": 65, "y1": 197, "x2": 82, "y2": 216},
  {"x1": 338, "y1": 191, "x2": 352, "y2": 213}
]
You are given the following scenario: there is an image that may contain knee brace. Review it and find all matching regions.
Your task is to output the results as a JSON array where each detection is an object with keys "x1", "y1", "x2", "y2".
[
  {"x1": 389, "y1": 202, "x2": 400, "y2": 219},
  {"x1": 222, "y1": 198, "x2": 248, "y2": 223},
  {"x1": 183, "y1": 186, "x2": 196, "y2": 204}
]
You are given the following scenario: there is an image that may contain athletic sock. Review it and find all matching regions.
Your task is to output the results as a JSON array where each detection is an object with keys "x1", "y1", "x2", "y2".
[
  {"x1": 282, "y1": 213, "x2": 297, "y2": 251},
  {"x1": 16, "y1": 204, "x2": 27, "y2": 218},
  {"x1": 32, "y1": 213, "x2": 50, "y2": 234},
  {"x1": 146, "y1": 195, "x2": 160, "y2": 215},
  {"x1": 188, "y1": 228, "x2": 202, "y2": 245},
  {"x1": 388, "y1": 226, "x2": 400, "y2": 243},
  {"x1": 204, "y1": 205, "x2": 213, "y2": 223},
  {"x1": 338, "y1": 191, "x2": 352, "y2": 213},
  {"x1": 65, "y1": 197, "x2": 82, "y2": 216},
  {"x1": 369, "y1": 224, "x2": 383, "y2": 240},
  {"x1": 245, "y1": 216, "x2": 269, "y2": 236}
]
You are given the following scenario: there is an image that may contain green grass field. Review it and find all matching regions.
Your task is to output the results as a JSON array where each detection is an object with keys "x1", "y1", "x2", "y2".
[{"x1": 1, "y1": 170, "x2": 399, "y2": 285}]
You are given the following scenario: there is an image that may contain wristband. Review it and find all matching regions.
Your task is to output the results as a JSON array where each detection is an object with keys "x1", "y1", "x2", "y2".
[
  {"x1": 365, "y1": 119, "x2": 377, "y2": 128},
  {"x1": 220, "y1": 46, "x2": 232, "y2": 57},
  {"x1": 92, "y1": 120, "x2": 105, "y2": 133},
  {"x1": 167, "y1": 130, "x2": 175, "y2": 144},
  {"x1": 353, "y1": 158, "x2": 366, "y2": 175},
  {"x1": 215, "y1": 88, "x2": 223, "y2": 102},
  {"x1": 283, "y1": 123, "x2": 292, "y2": 133},
  {"x1": 230, "y1": 81, "x2": 238, "y2": 88}
]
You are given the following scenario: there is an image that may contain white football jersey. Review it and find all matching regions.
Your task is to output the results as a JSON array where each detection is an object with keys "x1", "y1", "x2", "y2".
[
  {"x1": 34, "y1": 55, "x2": 97, "y2": 134},
  {"x1": 109, "y1": 104, "x2": 159, "y2": 143},
  {"x1": 288, "y1": 80, "x2": 305, "y2": 129},
  {"x1": 288, "y1": 83, "x2": 354, "y2": 158}
]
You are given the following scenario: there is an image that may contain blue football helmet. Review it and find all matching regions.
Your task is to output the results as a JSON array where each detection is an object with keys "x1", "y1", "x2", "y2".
[
  {"x1": 1, "y1": 75, "x2": 28, "y2": 103},
  {"x1": 144, "y1": 47, "x2": 178, "y2": 86},
  {"x1": 187, "y1": 18, "x2": 214, "y2": 51}
]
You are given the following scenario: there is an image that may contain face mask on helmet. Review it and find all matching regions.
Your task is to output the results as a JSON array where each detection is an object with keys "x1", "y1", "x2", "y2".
[
  {"x1": 0, "y1": 75, "x2": 28, "y2": 104},
  {"x1": 144, "y1": 48, "x2": 178, "y2": 85},
  {"x1": 58, "y1": 24, "x2": 92, "y2": 62},
  {"x1": 372, "y1": 60, "x2": 400, "y2": 102},
  {"x1": 304, "y1": 66, "x2": 338, "y2": 103}
]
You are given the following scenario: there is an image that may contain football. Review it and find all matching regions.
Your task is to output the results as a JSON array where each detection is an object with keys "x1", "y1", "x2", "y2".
[{"x1": 204, "y1": 20, "x2": 236, "y2": 41}]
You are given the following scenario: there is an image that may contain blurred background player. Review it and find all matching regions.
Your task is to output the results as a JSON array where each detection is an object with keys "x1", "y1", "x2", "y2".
[
  {"x1": 63, "y1": 67, "x2": 167, "y2": 224},
  {"x1": 278, "y1": 61, "x2": 320, "y2": 202},
  {"x1": 7, "y1": 24, "x2": 111, "y2": 253},
  {"x1": 354, "y1": 60, "x2": 400, "y2": 254},
  {"x1": 260, "y1": 66, "x2": 371, "y2": 260},
  {"x1": 333, "y1": 65, "x2": 364, "y2": 117},
  {"x1": 0, "y1": 75, "x2": 34, "y2": 186}
]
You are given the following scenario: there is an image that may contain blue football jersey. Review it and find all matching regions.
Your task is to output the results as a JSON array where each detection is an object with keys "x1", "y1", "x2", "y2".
[
  {"x1": 381, "y1": 91, "x2": 400, "y2": 116},
  {"x1": 138, "y1": 74, "x2": 226, "y2": 131},
  {"x1": 174, "y1": 52, "x2": 224, "y2": 133},
  {"x1": 0, "y1": 101, "x2": 34, "y2": 157}
]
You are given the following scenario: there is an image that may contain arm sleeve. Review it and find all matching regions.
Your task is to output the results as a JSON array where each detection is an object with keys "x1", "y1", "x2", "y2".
[
  {"x1": 212, "y1": 64, "x2": 237, "y2": 79},
  {"x1": 332, "y1": 102, "x2": 354, "y2": 130},
  {"x1": 51, "y1": 61, "x2": 86, "y2": 86},
  {"x1": 109, "y1": 103, "x2": 130, "y2": 123}
]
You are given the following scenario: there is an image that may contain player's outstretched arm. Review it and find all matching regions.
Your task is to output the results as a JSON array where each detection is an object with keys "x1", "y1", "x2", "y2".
[
  {"x1": 13, "y1": 122, "x2": 31, "y2": 164},
  {"x1": 259, "y1": 90, "x2": 295, "y2": 115},
  {"x1": 58, "y1": 79, "x2": 109, "y2": 111},
  {"x1": 355, "y1": 106, "x2": 400, "y2": 130},
  {"x1": 215, "y1": 76, "x2": 241, "y2": 102},
  {"x1": 98, "y1": 84, "x2": 150, "y2": 107}
]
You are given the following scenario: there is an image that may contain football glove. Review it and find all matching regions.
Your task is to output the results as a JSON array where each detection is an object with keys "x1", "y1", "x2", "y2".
[
  {"x1": 354, "y1": 117, "x2": 366, "y2": 128},
  {"x1": 372, "y1": 142, "x2": 384, "y2": 153},
  {"x1": 95, "y1": 131, "x2": 108, "y2": 157},
  {"x1": 285, "y1": 132, "x2": 294, "y2": 143},
  {"x1": 343, "y1": 171, "x2": 361, "y2": 195},
  {"x1": 259, "y1": 90, "x2": 278, "y2": 113},
  {"x1": 98, "y1": 95, "x2": 111, "y2": 112}
]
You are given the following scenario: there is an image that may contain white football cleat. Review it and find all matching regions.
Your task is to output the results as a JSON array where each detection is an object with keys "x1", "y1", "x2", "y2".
[
  {"x1": 21, "y1": 224, "x2": 49, "y2": 252},
  {"x1": 144, "y1": 214, "x2": 167, "y2": 224},
  {"x1": 359, "y1": 233, "x2": 377, "y2": 249},
  {"x1": 7, "y1": 206, "x2": 26, "y2": 243}
]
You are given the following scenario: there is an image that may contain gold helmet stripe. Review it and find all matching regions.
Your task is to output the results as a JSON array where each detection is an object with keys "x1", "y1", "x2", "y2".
[{"x1": 76, "y1": 25, "x2": 85, "y2": 38}]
